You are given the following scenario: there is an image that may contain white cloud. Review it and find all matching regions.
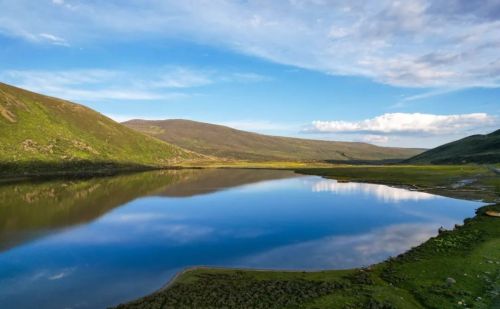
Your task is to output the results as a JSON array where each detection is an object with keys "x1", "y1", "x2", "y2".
[
  {"x1": 307, "y1": 113, "x2": 496, "y2": 135},
  {"x1": 1, "y1": 0, "x2": 499, "y2": 87}
]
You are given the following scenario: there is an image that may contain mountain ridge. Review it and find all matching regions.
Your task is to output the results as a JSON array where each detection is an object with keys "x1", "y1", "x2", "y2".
[{"x1": 123, "y1": 119, "x2": 424, "y2": 162}]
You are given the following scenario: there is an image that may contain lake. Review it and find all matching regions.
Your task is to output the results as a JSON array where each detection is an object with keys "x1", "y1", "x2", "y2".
[{"x1": 0, "y1": 169, "x2": 484, "y2": 308}]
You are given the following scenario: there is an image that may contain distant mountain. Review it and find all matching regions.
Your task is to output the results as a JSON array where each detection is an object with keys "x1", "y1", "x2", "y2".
[
  {"x1": 406, "y1": 129, "x2": 500, "y2": 164},
  {"x1": 0, "y1": 83, "x2": 199, "y2": 175},
  {"x1": 123, "y1": 119, "x2": 424, "y2": 162}
]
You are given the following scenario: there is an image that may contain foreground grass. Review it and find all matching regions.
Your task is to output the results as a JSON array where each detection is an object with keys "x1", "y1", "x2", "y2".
[{"x1": 115, "y1": 165, "x2": 500, "y2": 308}]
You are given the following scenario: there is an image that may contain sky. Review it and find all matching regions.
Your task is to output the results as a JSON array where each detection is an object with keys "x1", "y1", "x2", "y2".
[{"x1": 0, "y1": 0, "x2": 499, "y2": 148}]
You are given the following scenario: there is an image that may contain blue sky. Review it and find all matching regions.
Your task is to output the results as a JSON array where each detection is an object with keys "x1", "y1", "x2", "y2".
[{"x1": 0, "y1": 0, "x2": 499, "y2": 148}]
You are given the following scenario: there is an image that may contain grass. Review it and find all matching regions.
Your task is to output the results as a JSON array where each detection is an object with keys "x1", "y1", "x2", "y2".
[
  {"x1": 0, "y1": 82, "x2": 201, "y2": 177},
  {"x1": 405, "y1": 129, "x2": 500, "y2": 164},
  {"x1": 178, "y1": 160, "x2": 336, "y2": 169},
  {"x1": 115, "y1": 165, "x2": 500, "y2": 309}
]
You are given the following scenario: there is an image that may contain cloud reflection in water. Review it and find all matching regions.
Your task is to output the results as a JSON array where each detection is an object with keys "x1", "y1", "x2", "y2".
[
  {"x1": 311, "y1": 179, "x2": 437, "y2": 202},
  {"x1": 235, "y1": 222, "x2": 442, "y2": 270}
]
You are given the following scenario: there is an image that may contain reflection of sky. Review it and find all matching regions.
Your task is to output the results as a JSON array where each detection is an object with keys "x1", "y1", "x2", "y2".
[
  {"x1": 233, "y1": 222, "x2": 444, "y2": 270},
  {"x1": 311, "y1": 179, "x2": 437, "y2": 202},
  {"x1": 0, "y1": 173, "x2": 483, "y2": 309}
]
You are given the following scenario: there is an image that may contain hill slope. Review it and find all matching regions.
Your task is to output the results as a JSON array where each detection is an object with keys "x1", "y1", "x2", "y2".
[
  {"x1": 123, "y1": 119, "x2": 423, "y2": 162},
  {"x1": 0, "y1": 83, "x2": 198, "y2": 174},
  {"x1": 406, "y1": 129, "x2": 500, "y2": 164}
]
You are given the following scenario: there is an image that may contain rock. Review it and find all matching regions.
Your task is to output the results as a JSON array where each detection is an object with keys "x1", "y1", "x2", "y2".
[
  {"x1": 446, "y1": 277, "x2": 456, "y2": 286},
  {"x1": 438, "y1": 226, "x2": 447, "y2": 234}
]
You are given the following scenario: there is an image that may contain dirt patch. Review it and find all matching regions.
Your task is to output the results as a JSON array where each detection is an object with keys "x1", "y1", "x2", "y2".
[
  {"x1": 485, "y1": 210, "x2": 500, "y2": 217},
  {"x1": 0, "y1": 106, "x2": 16, "y2": 123},
  {"x1": 72, "y1": 140, "x2": 100, "y2": 155}
]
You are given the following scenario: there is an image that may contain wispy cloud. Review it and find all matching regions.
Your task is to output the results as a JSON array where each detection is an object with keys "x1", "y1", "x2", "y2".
[
  {"x1": 392, "y1": 87, "x2": 464, "y2": 108},
  {"x1": 47, "y1": 268, "x2": 75, "y2": 281},
  {"x1": 237, "y1": 223, "x2": 440, "y2": 269},
  {"x1": 0, "y1": 69, "x2": 186, "y2": 101},
  {"x1": 0, "y1": 67, "x2": 268, "y2": 102},
  {"x1": 148, "y1": 68, "x2": 213, "y2": 89},
  {"x1": 0, "y1": 1, "x2": 499, "y2": 88},
  {"x1": 39, "y1": 33, "x2": 69, "y2": 46}
]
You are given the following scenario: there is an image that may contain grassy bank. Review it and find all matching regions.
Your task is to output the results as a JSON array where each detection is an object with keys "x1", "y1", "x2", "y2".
[
  {"x1": 179, "y1": 160, "x2": 335, "y2": 169},
  {"x1": 0, "y1": 160, "x2": 162, "y2": 180},
  {"x1": 297, "y1": 165, "x2": 500, "y2": 203},
  {"x1": 115, "y1": 165, "x2": 500, "y2": 309}
]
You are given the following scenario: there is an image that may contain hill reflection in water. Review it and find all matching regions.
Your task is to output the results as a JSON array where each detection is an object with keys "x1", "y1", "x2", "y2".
[
  {"x1": 0, "y1": 169, "x2": 298, "y2": 251},
  {"x1": 0, "y1": 169, "x2": 483, "y2": 309}
]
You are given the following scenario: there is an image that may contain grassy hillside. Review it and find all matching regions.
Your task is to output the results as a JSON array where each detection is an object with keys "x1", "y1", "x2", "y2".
[
  {"x1": 123, "y1": 119, "x2": 423, "y2": 162},
  {"x1": 406, "y1": 129, "x2": 500, "y2": 164},
  {"x1": 0, "y1": 83, "x2": 199, "y2": 175}
]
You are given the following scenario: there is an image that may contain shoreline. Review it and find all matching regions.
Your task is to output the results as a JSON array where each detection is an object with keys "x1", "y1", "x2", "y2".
[{"x1": 112, "y1": 165, "x2": 500, "y2": 308}]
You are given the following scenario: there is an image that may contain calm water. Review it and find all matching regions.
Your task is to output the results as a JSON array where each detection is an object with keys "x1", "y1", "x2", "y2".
[{"x1": 0, "y1": 169, "x2": 483, "y2": 308}]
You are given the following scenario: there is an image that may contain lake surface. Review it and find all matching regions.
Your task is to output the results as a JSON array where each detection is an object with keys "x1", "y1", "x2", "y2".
[{"x1": 0, "y1": 169, "x2": 484, "y2": 309}]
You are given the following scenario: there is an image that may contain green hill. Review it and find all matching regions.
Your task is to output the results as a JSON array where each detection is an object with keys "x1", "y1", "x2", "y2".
[
  {"x1": 123, "y1": 119, "x2": 424, "y2": 162},
  {"x1": 0, "y1": 83, "x2": 199, "y2": 175},
  {"x1": 406, "y1": 129, "x2": 500, "y2": 164}
]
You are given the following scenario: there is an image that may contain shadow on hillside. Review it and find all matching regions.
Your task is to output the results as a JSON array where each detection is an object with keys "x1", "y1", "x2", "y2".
[{"x1": 0, "y1": 160, "x2": 159, "y2": 180}]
